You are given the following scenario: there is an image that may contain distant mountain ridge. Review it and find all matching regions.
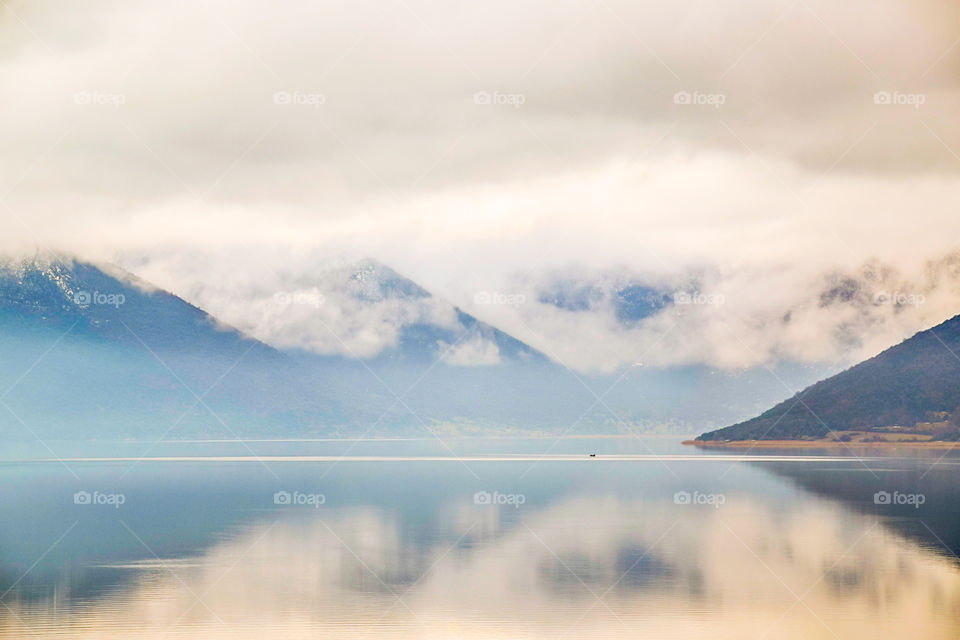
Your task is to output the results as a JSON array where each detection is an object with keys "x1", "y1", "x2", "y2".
[
  {"x1": 698, "y1": 313, "x2": 960, "y2": 441},
  {"x1": 0, "y1": 255, "x2": 350, "y2": 440},
  {"x1": 345, "y1": 260, "x2": 546, "y2": 364},
  {"x1": 0, "y1": 255, "x2": 833, "y2": 441}
]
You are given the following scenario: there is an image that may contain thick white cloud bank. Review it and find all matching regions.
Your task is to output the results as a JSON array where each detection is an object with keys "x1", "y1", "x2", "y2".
[{"x1": 1, "y1": 0, "x2": 960, "y2": 371}]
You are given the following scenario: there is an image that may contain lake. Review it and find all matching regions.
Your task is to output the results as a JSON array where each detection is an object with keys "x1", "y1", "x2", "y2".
[{"x1": 3, "y1": 437, "x2": 960, "y2": 639}]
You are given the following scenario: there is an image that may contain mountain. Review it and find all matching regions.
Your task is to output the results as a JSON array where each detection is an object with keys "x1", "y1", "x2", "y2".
[
  {"x1": 532, "y1": 269, "x2": 707, "y2": 326},
  {"x1": 0, "y1": 256, "x2": 358, "y2": 440},
  {"x1": 0, "y1": 256, "x2": 594, "y2": 440},
  {"x1": 265, "y1": 260, "x2": 830, "y2": 434},
  {"x1": 697, "y1": 313, "x2": 960, "y2": 441},
  {"x1": 0, "y1": 255, "x2": 834, "y2": 440},
  {"x1": 537, "y1": 277, "x2": 673, "y2": 324},
  {"x1": 334, "y1": 260, "x2": 545, "y2": 364}
]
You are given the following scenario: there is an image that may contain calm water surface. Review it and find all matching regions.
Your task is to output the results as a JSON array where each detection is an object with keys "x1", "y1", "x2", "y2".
[{"x1": 3, "y1": 437, "x2": 960, "y2": 639}]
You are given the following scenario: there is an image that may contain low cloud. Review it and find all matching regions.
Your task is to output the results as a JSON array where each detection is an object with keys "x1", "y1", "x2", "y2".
[
  {"x1": 0, "y1": 0, "x2": 959, "y2": 372},
  {"x1": 440, "y1": 333, "x2": 502, "y2": 367}
]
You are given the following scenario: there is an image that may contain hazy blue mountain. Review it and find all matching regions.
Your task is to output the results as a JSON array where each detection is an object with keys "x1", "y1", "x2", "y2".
[
  {"x1": 536, "y1": 277, "x2": 673, "y2": 325},
  {"x1": 0, "y1": 257, "x2": 354, "y2": 440},
  {"x1": 286, "y1": 261, "x2": 830, "y2": 434},
  {"x1": 346, "y1": 261, "x2": 544, "y2": 364},
  {"x1": 697, "y1": 313, "x2": 960, "y2": 441},
  {"x1": 0, "y1": 256, "x2": 834, "y2": 441}
]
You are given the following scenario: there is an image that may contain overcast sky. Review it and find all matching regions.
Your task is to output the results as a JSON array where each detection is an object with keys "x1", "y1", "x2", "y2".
[{"x1": 2, "y1": 0, "x2": 960, "y2": 371}]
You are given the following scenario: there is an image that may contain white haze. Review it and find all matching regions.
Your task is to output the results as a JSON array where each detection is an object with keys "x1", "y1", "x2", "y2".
[{"x1": 1, "y1": 0, "x2": 960, "y2": 371}]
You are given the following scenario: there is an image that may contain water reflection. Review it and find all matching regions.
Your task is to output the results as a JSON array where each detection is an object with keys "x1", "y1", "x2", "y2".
[{"x1": 5, "y1": 491, "x2": 960, "y2": 638}]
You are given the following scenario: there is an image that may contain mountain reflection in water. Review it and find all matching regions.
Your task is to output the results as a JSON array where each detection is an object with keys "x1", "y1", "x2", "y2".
[
  {"x1": 3, "y1": 441, "x2": 960, "y2": 639},
  {"x1": 4, "y1": 497, "x2": 960, "y2": 638}
]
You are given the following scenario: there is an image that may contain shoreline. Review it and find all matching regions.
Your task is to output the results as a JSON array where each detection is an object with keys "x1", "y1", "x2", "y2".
[{"x1": 683, "y1": 439, "x2": 960, "y2": 449}]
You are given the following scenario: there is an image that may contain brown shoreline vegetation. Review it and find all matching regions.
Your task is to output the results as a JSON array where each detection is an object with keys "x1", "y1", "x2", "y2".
[{"x1": 683, "y1": 439, "x2": 960, "y2": 449}]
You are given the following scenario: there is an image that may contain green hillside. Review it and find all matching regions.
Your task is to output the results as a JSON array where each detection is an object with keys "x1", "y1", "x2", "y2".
[{"x1": 698, "y1": 314, "x2": 960, "y2": 441}]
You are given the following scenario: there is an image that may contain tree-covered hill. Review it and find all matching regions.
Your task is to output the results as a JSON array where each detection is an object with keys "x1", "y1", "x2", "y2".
[{"x1": 698, "y1": 313, "x2": 960, "y2": 441}]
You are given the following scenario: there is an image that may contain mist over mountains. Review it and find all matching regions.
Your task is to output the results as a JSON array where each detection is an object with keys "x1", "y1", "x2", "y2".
[
  {"x1": 0, "y1": 255, "x2": 831, "y2": 441},
  {"x1": 0, "y1": 0, "x2": 958, "y2": 446},
  {"x1": 8, "y1": 249, "x2": 960, "y2": 443},
  {"x1": 117, "y1": 248, "x2": 960, "y2": 377}
]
